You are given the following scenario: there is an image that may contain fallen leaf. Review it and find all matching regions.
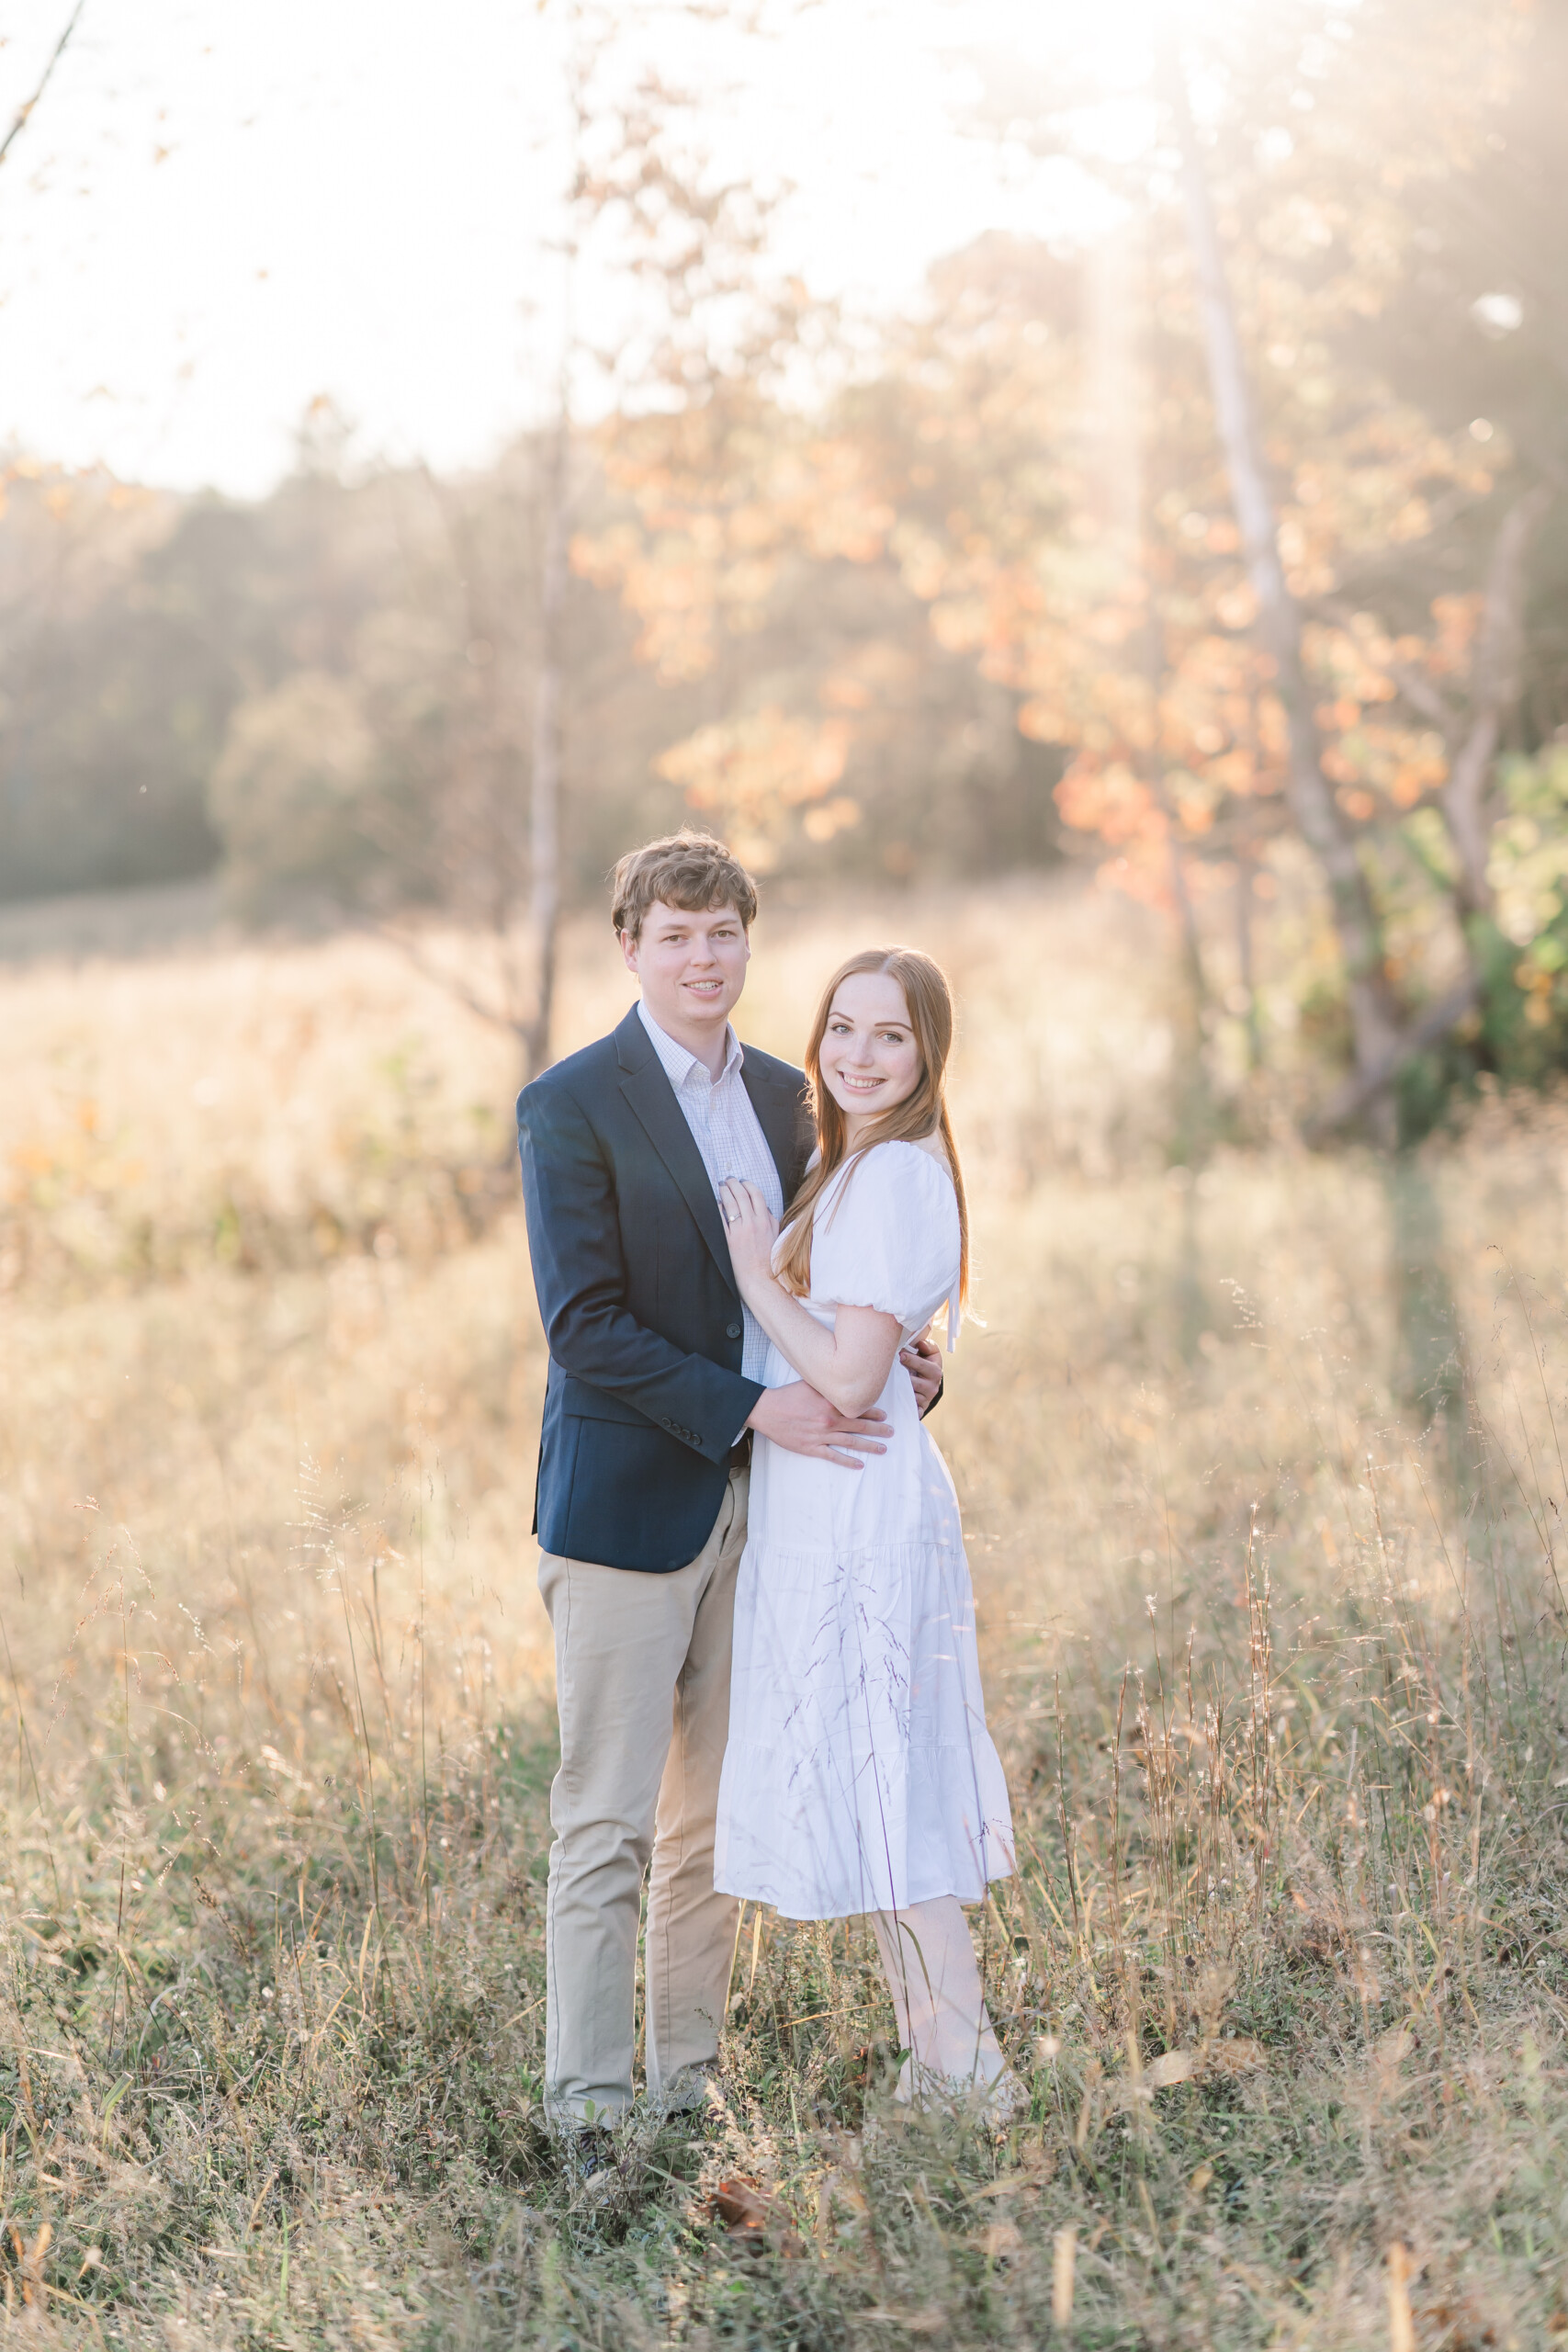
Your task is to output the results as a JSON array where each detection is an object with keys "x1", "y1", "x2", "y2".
[
  {"x1": 964, "y1": 2149, "x2": 1054, "y2": 2202},
  {"x1": 1144, "y1": 2049, "x2": 1199, "y2": 2089},
  {"x1": 708, "y1": 2177, "x2": 804, "y2": 2258},
  {"x1": 1111, "y1": 2046, "x2": 1201, "y2": 2109},
  {"x1": 710, "y1": 2177, "x2": 768, "y2": 2233}
]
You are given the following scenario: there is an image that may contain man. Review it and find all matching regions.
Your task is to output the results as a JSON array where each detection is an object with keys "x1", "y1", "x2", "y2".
[{"x1": 516, "y1": 831, "x2": 942, "y2": 2148}]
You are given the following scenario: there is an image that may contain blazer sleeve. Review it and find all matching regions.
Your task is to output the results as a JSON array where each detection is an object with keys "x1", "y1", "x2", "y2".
[{"x1": 518, "y1": 1074, "x2": 762, "y2": 1466}]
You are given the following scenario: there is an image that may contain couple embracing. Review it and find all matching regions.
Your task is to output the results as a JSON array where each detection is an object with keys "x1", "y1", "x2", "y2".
[{"x1": 516, "y1": 832, "x2": 1017, "y2": 2162}]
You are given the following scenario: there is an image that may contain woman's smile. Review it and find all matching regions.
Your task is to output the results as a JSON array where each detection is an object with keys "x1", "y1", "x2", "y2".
[{"x1": 818, "y1": 970, "x2": 923, "y2": 1138}]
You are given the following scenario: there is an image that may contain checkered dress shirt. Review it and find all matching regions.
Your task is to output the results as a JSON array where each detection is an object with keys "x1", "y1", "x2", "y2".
[{"x1": 637, "y1": 1001, "x2": 784, "y2": 1385}]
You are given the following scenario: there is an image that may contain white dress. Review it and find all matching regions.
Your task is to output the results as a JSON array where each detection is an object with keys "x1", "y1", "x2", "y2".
[{"x1": 714, "y1": 1141, "x2": 1015, "y2": 1921}]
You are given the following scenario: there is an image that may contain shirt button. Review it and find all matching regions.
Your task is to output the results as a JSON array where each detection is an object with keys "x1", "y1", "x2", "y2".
[{"x1": 726, "y1": 1321, "x2": 742, "y2": 1340}]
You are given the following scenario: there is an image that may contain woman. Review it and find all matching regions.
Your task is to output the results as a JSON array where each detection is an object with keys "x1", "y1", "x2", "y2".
[{"x1": 714, "y1": 946, "x2": 1018, "y2": 2113}]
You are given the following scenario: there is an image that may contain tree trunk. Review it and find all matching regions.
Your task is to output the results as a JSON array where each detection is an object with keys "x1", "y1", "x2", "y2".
[
  {"x1": 1162, "y1": 47, "x2": 1404, "y2": 1136},
  {"x1": 1305, "y1": 481, "x2": 1554, "y2": 1138},
  {"x1": 520, "y1": 401, "x2": 570, "y2": 1087},
  {"x1": 1442, "y1": 482, "x2": 1554, "y2": 917}
]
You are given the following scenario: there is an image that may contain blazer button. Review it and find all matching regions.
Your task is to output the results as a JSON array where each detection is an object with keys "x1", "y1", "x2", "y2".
[{"x1": 726, "y1": 1321, "x2": 742, "y2": 1340}]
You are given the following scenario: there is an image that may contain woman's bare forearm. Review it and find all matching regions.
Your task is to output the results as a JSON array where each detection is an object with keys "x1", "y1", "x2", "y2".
[{"x1": 740, "y1": 1280, "x2": 900, "y2": 1417}]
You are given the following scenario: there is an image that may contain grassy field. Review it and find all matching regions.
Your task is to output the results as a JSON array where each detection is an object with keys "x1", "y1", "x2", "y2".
[{"x1": 2, "y1": 876, "x2": 1568, "y2": 2347}]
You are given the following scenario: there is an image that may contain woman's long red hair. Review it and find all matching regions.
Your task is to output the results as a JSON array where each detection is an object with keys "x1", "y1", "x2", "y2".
[{"x1": 774, "y1": 946, "x2": 968, "y2": 1308}]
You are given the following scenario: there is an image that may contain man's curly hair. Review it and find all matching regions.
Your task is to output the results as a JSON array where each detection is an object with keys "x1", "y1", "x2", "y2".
[{"x1": 610, "y1": 831, "x2": 761, "y2": 942}]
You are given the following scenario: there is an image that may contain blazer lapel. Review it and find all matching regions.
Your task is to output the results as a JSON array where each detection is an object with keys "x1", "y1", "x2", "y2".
[
  {"x1": 615, "y1": 1009, "x2": 738, "y2": 1293},
  {"x1": 742, "y1": 1055, "x2": 812, "y2": 1202}
]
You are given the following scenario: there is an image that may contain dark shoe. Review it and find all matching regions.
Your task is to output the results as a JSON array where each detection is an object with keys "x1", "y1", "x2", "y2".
[
  {"x1": 660, "y1": 2062, "x2": 731, "y2": 2126},
  {"x1": 555, "y1": 2123, "x2": 617, "y2": 2203}
]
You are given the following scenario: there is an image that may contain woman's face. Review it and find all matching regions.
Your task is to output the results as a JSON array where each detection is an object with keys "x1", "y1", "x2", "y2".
[{"x1": 818, "y1": 970, "x2": 922, "y2": 1137}]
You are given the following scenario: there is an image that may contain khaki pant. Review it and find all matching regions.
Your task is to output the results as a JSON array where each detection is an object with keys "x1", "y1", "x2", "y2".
[{"x1": 537, "y1": 1466, "x2": 748, "y2": 2127}]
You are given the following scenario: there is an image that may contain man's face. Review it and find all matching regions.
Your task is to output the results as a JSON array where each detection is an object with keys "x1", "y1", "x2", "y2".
[{"x1": 621, "y1": 899, "x2": 750, "y2": 1039}]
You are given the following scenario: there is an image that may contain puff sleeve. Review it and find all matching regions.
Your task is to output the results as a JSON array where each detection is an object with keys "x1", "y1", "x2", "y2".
[{"x1": 807, "y1": 1143, "x2": 961, "y2": 1346}]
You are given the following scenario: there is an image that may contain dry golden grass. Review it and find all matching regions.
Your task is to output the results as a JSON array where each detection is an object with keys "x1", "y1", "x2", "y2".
[{"x1": 1, "y1": 874, "x2": 1566, "y2": 2346}]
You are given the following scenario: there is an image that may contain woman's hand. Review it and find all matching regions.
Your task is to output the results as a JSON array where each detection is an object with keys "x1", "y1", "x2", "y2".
[
  {"x1": 719, "y1": 1178, "x2": 780, "y2": 1301},
  {"x1": 721, "y1": 1182, "x2": 900, "y2": 1413}
]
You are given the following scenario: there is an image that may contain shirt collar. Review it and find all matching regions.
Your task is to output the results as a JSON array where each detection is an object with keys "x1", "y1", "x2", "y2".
[{"x1": 637, "y1": 999, "x2": 743, "y2": 1088}]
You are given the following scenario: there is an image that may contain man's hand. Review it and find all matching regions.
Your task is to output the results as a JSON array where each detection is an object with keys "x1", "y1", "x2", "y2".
[
  {"x1": 901, "y1": 1322, "x2": 943, "y2": 1417},
  {"x1": 747, "y1": 1382, "x2": 889, "y2": 1468}
]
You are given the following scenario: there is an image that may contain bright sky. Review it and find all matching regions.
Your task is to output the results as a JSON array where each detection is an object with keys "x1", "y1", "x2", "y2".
[{"x1": 0, "y1": 0, "x2": 1091, "y2": 499}]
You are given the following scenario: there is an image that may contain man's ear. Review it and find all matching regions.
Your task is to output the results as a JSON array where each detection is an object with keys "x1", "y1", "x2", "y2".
[{"x1": 619, "y1": 928, "x2": 639, "y2": 977}]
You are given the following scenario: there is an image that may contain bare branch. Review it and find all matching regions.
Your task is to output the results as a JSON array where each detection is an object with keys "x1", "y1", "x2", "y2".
[
  {"x1": 1382, "y1": 662, "x2": 1461, "y2": 741},
  {"x1": 521, "y1": 391, "x2": 571, "y2": 1086},
  {"x1": 0, "y1": 0, "x2": 87, "y2": 175},
  {"x1": 1313, "y1": 597, "x2": 1461, "y2": 741},
  {"x1": 375, "y1": 920, "x2": 525, "y2": 1044},
  {"x1": 1303, "y1": 967, "x2": 1483, "y2": 1144}
]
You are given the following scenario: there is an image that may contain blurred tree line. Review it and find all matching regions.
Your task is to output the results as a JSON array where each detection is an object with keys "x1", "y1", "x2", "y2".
[
  {"x1": 0, "y1": 362, "x2": 1062, "y2": 915},
  {"x1": 1, "y1": 0, "x2": 1564, "y2": 1130}
]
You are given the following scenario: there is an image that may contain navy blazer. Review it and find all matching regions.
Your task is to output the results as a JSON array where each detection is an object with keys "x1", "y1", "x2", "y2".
[{"x1": 516, "y1": 1005, "x2": 814, "y2": 1571}]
